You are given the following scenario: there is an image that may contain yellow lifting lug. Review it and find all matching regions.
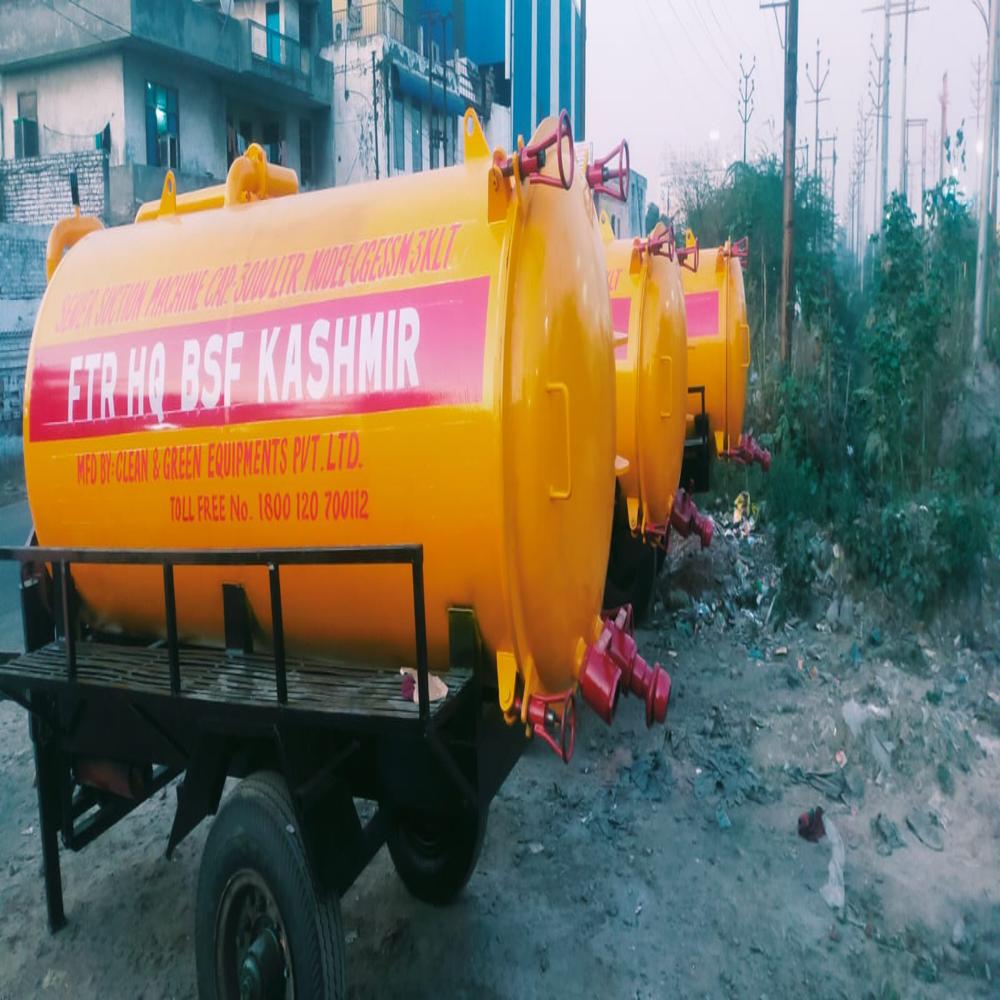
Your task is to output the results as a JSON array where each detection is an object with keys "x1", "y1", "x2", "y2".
[
  {"x1": 225, "y1": 142, "x2": 299, "y2": 206},
  {"x1": 45, "y1": 204, "x2": 103, "y2": 282}
]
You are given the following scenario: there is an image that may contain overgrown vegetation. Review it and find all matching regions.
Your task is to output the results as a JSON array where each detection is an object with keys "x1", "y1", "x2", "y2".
[{"x1": 674, "y1": 149, "x2": 998, "y2": 617}]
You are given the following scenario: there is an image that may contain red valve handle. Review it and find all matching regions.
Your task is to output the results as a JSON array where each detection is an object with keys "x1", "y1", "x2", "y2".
[
  {"x1": 517, "y1": 689, "x2": 577, "y2": 763},
  {"x1": 635, "y1": 223, "x2": 675, "y2": 260},
  {"x1": 501, "y1": 109, "x2": 575, "y2": 191},
  {"x1": 676, "y1": 239, "x2": 700, "y2": 272},
  {"x1": 587, "y1": 139, "x2": 630, "y2": 202},
  {"x1": 730, "y1": 236, "x2": 749, "y2": 268}
]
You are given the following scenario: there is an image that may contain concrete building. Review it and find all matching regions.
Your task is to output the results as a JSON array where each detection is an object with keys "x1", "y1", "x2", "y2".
[
  {"x1": 329, "y1": 0, "x2": 492, "y2": 185},
  {"x1": 467, "y1": 0, "x2": 586, "y2": 148},
  {"x1": 595, "y1": 166, "x2": 647, "y2": 239},
  {"x1": 0, "y1": 0, "x2": 333, "y2": 225}
]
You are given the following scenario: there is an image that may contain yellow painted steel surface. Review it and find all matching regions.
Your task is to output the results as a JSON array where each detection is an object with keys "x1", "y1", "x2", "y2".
[
  {"x1": 23, "y1": 113, "x2": 616, "y2": 712},
  {"x1": 681, "y1": 240, "x2": 750, "y2": 454},
  {"x1": 603, "y1": 219, "x2": 687, "y2": 536}
]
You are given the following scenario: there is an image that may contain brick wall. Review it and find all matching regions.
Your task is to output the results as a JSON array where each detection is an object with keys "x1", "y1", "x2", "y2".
[
  {"x1": 0, "y1": 329, "x2": 30, "y2": 429},
  {"x1": 0, "y1": 149, "x2": 108, "y2": 226},
  {"x1": 0, "y1": 224, "x2": 47, "y2": 301},
  {"x1": 0, "y1": 223, "x2": 47, "y2": 430}
]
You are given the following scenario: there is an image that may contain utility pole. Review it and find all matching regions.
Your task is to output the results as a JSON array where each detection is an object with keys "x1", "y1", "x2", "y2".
[
  {"x1": 972, "y1": 54, "x2": 986, "y2": 180},
  {"x1": 762, "y1": 0, "x2": 798, "y2": 366},
  {"x1": 738, "y1": 53, "x2": 757, "y2": 163},
  {"x1": 938, "y1": 71, "x2": 948, "y2": 181},
  {"x1": 856, "y1": 102, "x2": 873, "y2": 257},
  {"x1": 868, "y1": 37, "x2": 886, "y2": 231},
  {"x1": 905, "y1": 118, "x2": 928, "y2": 222},
  {"x1": 805, "y1": 38, "x2": 830, "y2": 174},
  {"x1": 898, "y1": 1, "x2": 916, "y2": 191},
  {"x1": 796, "y1": 141, "x2": 810, "y2": 175},
  {"x1": 974, "y1": 0, "x2": 999, "y2": 357}
]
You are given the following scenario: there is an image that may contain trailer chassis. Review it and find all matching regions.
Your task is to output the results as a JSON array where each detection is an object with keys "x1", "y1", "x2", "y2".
[{"x1": 0, "y1": 542, "x2": 525, "y2": 998}]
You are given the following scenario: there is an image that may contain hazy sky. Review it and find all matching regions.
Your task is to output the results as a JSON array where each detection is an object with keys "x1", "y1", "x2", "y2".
[{"x1": 586, "y1": 0, "x2": 989, "y2": 226}]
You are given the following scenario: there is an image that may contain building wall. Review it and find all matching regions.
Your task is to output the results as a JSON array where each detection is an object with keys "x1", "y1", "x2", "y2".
[
  {"x1": 122, "y1": 50, "x2": 228, "y2": 179},
  {"x1": 508, "y1": 0, "x2": 583, "y2": 146},
  {"x1": 0, "y1": 149, "x2": 108, "y2": 226},
  {"x1": 0, "y1": 222, "x2": 49, "y2": 427},
  {"x1": 0, "y1": 53, "x2": 126, "y2": 165}
]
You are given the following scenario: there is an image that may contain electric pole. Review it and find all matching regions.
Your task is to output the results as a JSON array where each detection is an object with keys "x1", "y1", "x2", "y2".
[
  {"x1": 738, "y1": 54, "x2": 757, "y2": 163},
  {"x1": 974, "y1": 0, "x2": 999, "y2": 357},
  {"x1": 856, "y1": 102, "x2": 873, "y2": 257},
  {"x1": 972, "y1": 54, "x2": 986, "y2": 134},
  {"x1": 896, "y1": 0, "x2": 926, "y2": 193},
  {"x1": 868, "y1": 37, "x2": 886, "y2": 230},
  {"x1": 905, "y1": 118, "x2": 928, "y2": 222},
  {"x1": 938, "y1": 71, "x2": 948, "y2": 180},
  {"x1": 761, "y1": 0, "x2": 799, "y2": 368},
  {"x1": 805, "y1": 38, "x2": 830, "y2": 174}
]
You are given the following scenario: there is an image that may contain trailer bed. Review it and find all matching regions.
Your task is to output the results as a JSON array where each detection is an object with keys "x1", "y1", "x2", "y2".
[{"x1": 0, "y1": 640, "x2": 473, "y2": 728}]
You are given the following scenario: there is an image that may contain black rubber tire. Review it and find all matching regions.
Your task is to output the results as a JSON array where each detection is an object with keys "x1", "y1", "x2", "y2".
[
  {"x1": 196, "y1": 771, "x2": 345, "y2": 1000},
  {"x1": 386, "y1": 806, "x2": 486, "y2": 906}
]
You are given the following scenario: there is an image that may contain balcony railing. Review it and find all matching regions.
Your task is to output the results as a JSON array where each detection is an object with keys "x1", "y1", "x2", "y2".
[
  {"x1": 332, "y1": 1, "x2": 483, "y2": 110},
  {"x1": 249, "y1": 20, "x2": 311, "y2": 78},
  {"x1": 333, "y1": 1, "x2": 423, "y2": 52}
]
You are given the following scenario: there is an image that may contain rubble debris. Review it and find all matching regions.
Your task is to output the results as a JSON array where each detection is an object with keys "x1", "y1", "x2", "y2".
[
  {"x1": 905, "y1": 809, "x2": 944, "y2": 852},
  {"x1": 871, "y1": 814, "x2": 906, "y2": 856},
  {"x1": 797, "y1": 806, "x2": 826, "y2": 842},
  {"x1": 819, "y1": 817, "x2": 846, "y2": 911}
]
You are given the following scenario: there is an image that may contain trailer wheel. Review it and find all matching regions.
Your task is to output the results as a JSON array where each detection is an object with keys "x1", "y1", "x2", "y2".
[
  {"x1": 196, "y1": 771, "x2": 344, "y2": 1000},
  {"x1": 386, "y1": 806, "x2": 486, "y2": 905}
]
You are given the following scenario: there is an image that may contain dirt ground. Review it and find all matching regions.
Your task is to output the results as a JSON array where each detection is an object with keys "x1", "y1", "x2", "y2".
[{"x1": 1, "y1": 492, "x2": 999, "y2": 999}]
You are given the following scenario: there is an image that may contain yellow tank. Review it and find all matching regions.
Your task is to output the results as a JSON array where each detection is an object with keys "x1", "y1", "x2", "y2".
[
  {"x1": 682, "y1": 237, "x2": 750, "y2": 456},
  {"x1": 23, "y1": 111, "x2": 624, "y2": 726},
  {"x1": 603, "y1": 219, "x2": 687, "y2": 539}
]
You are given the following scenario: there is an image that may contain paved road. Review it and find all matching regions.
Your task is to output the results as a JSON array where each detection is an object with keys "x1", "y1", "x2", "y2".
[{"x1": 0, "y1": 497, "x2": 32, "y2": 651}]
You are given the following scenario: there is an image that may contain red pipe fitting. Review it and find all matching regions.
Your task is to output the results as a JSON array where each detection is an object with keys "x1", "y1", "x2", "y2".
[
  {"x1": 601, "y1": 606, "x2": 672, "y2": 727},
  {"x1": 676, "y1": 239, "x2": 700, "y2": 272},
  {"x1": 498, "y1": 109, "x2": 575, "y2": 190},
  {"x1": 579, "y1": 623, "x2": 622, "y2": 725},
  {"x1": 729, "y1": 236, "x2": 750, "y2": 269},
  {"x1": 587, "y1": 138, "x2": 630, "y2": 202},
  {"x1": 633, "y1": 224, "x2": 675, "y2": 261},
  {"x1": 514, "y1": 689, "x2": 577, "y2": 763},
  {"x1": 723, "y1": 433, "x2": 772, "y2": 472},
  {"x1": 670, "y1": 489, "x2": 714, "y2": 548}
]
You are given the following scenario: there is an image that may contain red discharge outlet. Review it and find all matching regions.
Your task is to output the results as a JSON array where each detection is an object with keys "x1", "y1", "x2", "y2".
[
  {"x1": 723, "y1": 433, "x2": 772, "y2": 472},
  {"x1": 579, "y1": 621, "x2": 622, "y2": 725},
  {"x1": 600, "y1": 606, "x2": 672, "y2": 727},
  {"x1": 670, "y1": 489, "x2": 714, "y2": 549},
  {"x1": 515, "y1": 690, "x2": 576, "y2": 763}
]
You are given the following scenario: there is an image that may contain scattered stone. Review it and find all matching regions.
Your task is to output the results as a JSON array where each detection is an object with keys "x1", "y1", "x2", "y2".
[
  {"x1": 838, "y1": 595, "x2": 855, "y2": 631},
  {"x1": 936, "y1": 763, "x2": 955, "y2": 796},
  {"x1": 871, "y1": 814, "x2": 906, "y2": 856},
  {"x1": 905, "y1": 809, "x2": 944, "y2": 852}
]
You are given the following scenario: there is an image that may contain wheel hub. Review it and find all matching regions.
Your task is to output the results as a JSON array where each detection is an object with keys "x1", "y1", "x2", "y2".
[{"x1": 239, "y1": 926, "x2": 284, "y2": 1000}]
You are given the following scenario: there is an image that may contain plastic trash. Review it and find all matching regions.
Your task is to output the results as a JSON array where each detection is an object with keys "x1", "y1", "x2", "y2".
[{"x1": 820, "y1": 817, "x2": 845, "y2": 910}]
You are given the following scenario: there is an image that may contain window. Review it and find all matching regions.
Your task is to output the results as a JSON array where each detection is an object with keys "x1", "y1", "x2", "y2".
[
  {"x1": 393, "y1": 96, "x2": 405, "y2": 172},
  {"x1": 411, "y1": 104, "x2": 422, "y2": 173},
  {"x1": 429, "y1": 115, "x2": 439, "y2": 169},
  {"x1": 299, "y1": 118, "x2": 313, "y2": 186},
  {"x1": 145, "y1": 81, "x2": 179, "y2": 169},
  {"x1": 15, "y1": 91, "x2": 39, "y2": 158},
  {"x1": 444, "y1": 116, "x2": 455, "y2": 166},
  {"x1": 266, "y1": 1, "x2": 281, "y2": 63}
]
